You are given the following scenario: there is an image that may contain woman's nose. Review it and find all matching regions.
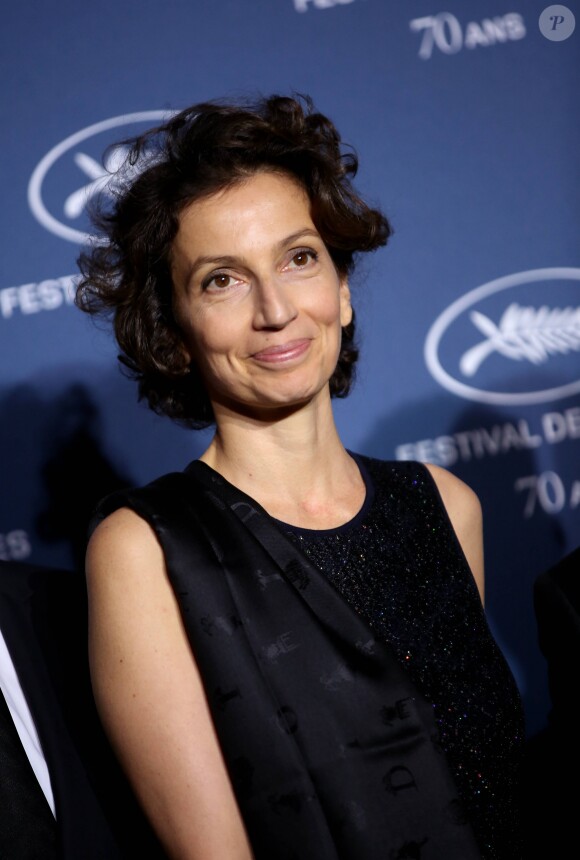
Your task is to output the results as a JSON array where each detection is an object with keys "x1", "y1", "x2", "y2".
[{"x1": 252, "y1": 278, "x2": 298, "y2": 330}]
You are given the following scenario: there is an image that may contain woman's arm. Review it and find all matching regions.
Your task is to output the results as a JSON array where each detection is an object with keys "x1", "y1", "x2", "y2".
[
  {"x1": 424, "y1": 464, "x2": 485, "y2": 604},
  {"x1": 86, "y1": 508, "x2": 254, "y2": 860}
]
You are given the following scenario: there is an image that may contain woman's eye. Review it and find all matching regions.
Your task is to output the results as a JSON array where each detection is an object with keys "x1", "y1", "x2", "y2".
[
  {"x1": 203, "y1": 273, "x2": 234, "y2": 290},
  {"x1": 288, "y1": 249, "x2": 317, "y2": 269}
]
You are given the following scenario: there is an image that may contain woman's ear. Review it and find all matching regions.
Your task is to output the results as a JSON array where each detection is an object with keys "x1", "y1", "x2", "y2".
[{"x1": 339, "y1": 279, "x2": 352, "y2": 327}]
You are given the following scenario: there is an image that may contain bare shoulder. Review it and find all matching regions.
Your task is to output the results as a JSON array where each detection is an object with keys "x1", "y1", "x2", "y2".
[
  {"x1": 85, "y1": 507, "x2": 174, "y2": 612},
  {"x1": 85, "y1": 505, "x2": 178, "y2": 673},
  {"x1": 424, "y1": 463, "x2": 485, "y2": 603},
  {"x1": 87, "y1": 506, "x2": 162, "y2": 572},
  {"x1": 423, "y1": 463, "x2": 482, "y2": 523}
]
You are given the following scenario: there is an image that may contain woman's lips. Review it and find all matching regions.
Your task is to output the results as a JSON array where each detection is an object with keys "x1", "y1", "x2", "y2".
[{"x1": 251, "y1": 339, "x2": 311, "y2": 363}]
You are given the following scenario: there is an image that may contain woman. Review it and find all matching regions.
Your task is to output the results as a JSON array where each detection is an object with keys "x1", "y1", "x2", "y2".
[{"x1": 77, "y1": 94, "x2": 524, "y2": 859}]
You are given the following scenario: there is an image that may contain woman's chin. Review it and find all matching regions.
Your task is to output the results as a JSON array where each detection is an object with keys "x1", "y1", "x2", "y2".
[{"x1": 212, "y1": 384, "x2": 330, "y2": 423}]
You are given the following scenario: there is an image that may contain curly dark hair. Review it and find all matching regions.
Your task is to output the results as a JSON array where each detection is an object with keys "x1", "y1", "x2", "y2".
[{"x1": 76, "y1": 93, "x2": 393, "y2": 428}]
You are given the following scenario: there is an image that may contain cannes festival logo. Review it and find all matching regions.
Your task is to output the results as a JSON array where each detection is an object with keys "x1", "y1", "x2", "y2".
[
  {"x1": 424, "y1": 268, "x2": 580, "y2": 405},
  {"x1": 28, "y1": 111, "x2": 171, "y2": 244}
]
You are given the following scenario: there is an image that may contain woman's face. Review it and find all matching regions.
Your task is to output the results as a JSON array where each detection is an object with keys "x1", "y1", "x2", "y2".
[{"x1": 170, "y1": 171, "x2": 352, "y2": 420}]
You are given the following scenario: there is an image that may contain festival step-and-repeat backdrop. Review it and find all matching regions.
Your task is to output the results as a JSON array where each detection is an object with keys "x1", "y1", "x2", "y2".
[{"x1": 1, "y1": 1, "x2": 578, "y2": 739}]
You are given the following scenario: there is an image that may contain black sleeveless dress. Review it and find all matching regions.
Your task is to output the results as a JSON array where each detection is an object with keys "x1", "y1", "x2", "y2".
[
  {"x1": 275, "y1": 454, "x2": 525, "y2": 858},
  {"x1": 93, "y1": 455, "x2": 524, "y2": 859}
]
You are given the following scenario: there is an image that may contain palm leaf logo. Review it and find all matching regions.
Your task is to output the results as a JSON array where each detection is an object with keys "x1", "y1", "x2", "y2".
[
  {"x1": 459, "y1": 303, "x2": 580, "y2": 377},
  {"x1": 63, "y1": 147, "x2": 130, "y2": 219}
]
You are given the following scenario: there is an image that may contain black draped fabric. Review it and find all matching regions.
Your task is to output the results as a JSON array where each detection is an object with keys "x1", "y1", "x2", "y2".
[{"x1": 93, "y1": 460, "x2": 484, "y2": 860}]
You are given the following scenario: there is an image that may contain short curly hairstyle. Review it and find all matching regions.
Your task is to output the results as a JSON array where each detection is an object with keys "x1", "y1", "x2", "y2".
[{"x1": 76, "y1": 93, "x2": 393, "y2": 428}]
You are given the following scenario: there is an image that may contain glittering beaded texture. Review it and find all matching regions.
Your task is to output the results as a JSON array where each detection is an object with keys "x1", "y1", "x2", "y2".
[{"x1": 277, "y1": 456, "x2": 525, "y2": 860}]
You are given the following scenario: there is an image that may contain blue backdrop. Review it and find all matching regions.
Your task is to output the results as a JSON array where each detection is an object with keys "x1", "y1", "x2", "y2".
[{"x1": 1, "y1": 0, "x2": 578, "y2": 740}]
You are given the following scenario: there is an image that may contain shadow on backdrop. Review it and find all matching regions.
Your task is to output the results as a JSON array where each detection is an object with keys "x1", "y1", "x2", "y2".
[
  {"x1": 0, "y1": 382, "x2": 135, "y2": 572},
  {"x1": 35, "y1": 385, "x2": 134, "y2": 571}
]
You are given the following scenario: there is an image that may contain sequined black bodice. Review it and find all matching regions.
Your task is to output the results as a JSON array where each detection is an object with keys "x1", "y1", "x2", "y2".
[{"x1": 277, "y1": 456, "x2": 524, "y2": 859}]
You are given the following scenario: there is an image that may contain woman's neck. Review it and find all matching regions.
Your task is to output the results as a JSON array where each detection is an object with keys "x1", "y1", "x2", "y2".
[{"x1": 199, "y1": 397, "x2": 365, "y2": 529}]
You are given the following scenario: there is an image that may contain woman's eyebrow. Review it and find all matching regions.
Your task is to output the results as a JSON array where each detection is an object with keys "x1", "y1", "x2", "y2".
[
  {"x1": 173, "y1": 254, "x2": 238, "y2": 291},
  {"x1": 275, "y1": 228, "x2": 321, "y2": 250}
]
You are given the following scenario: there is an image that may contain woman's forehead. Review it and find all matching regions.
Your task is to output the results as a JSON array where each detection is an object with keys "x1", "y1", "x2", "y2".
[
  {"x1": 179, "y1": 170, "x2": 308, "y2": 219},
  {"x1": 174, "y1": 173, "x2": 314, "y2": 250}
]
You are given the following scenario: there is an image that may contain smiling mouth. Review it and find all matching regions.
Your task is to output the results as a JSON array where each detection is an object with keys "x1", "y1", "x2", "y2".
[{"x1": 251, "y1": 339, "x2": 311, "y2": 363}]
